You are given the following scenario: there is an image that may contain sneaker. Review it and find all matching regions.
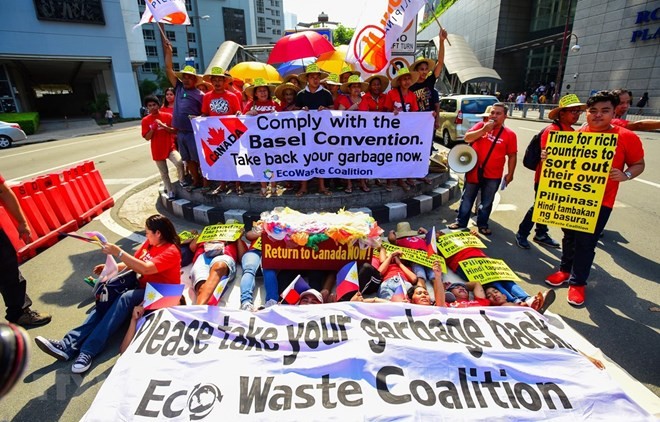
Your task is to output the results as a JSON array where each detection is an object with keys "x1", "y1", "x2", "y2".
[
  {"x1": 567, "y1": 285, "x2": 586, "y2": 306},
  {"x1": 515, "y1": 233, "x2": 531, "y2": 249},
  {"x1": 179, "y1": 181, "x2": 190, "y2": 188},
  {"x1": 533, "y1": 234, "x2": 560, "y2": 248},
  {"x1": 35, "y1": 336, "x2": 70, "y2": 361},
  {"x1": 545, "y1": 271, "x2": 570, "y2": 287},
  {"x1": 71, "y1": 352, "x2": 93, "y2": 374},
  {"x1": 167, "y1": 191, "x2": 176, "y2": 199},
  {"x1": 264, "y1": 299, "x2": 278, "y2": 308},
  {"x1": 240, "y1": 301, "x2": 255, "y2": 312},
  {"x1": 14, "y1": 308, "x2": 51, "y2": 327}
]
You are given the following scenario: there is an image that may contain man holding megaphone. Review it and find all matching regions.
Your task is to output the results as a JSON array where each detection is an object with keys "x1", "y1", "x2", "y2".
[{"x1": 448, "y1": 103, "x2": 517, "y2": 235}]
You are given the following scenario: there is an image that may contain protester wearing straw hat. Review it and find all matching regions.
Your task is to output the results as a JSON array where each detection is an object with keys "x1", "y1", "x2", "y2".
[
  {"x1": 359, "y1": 75, "x2": 388, "y2": 112},
  {"x1": 282, "y1": 74, "x2": 302, "y2": 89},
  {"x1": 162, "y1": 36, "x2": 204, "y2": 191},
  {"x1": 339, "y1": 65, "x2": 360, "y2": 84},
  {"x1": 321, "y1": 73, "x2": 342, "y2": 106},
  {"x1": 337, "y1": 75, "x2": 367, "y2": 111},
  {"x1": 295, "y1": 64, "x2": 335, "y2": 197},
  {"x1": 410, "y1": 28, "x2": 447, "y2": 113},
  {"x1": 514, "y1": 94, "x2": 586, "y2": 252},
  {"x1": 275, "y1": 83, "x2": 299, "y2": 112}
]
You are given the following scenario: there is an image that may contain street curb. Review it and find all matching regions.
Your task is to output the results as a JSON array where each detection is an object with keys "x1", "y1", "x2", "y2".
[{"x1": 157, "y1": 175, "x2": 461, "y2": 228}]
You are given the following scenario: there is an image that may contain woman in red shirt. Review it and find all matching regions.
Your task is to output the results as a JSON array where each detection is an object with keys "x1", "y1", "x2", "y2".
[
  {"x1": 337, "y1": 75, "x2": 371, "y2": 193},
  {"x1": 160, "y1": 87, "x2": 175, "y2": 114},
  {"x1": 275, "y1": 82, "x2": 299, "y2": 112},
  {"x1": 34, "y1": 215, "x2": 181, "y2": 374},
  {"x1": 244, "y1": 78, "x2": 277, "y2": 196}
]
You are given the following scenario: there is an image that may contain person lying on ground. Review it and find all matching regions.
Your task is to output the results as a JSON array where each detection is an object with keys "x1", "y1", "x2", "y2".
[{"x1": 376, "y1": 249, "x2": 418, "y2": 300}]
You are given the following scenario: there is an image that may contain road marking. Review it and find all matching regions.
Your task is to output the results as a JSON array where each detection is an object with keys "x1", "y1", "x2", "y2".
[
  {"x1": 520, "y1": 127, "x2": 540, "y2": 132},
  {"x1": 6, "y1": 143, "x2": 147, "y2": 183},
  {"x1": 0, "y1": 131, "x2": 138, "y2": 159},
  {"x1": 104, "y1": 178, "x2": 146, "y2": 185},
  {"x1": 494, "y1": 203, "x2": 518, "y2": 211},
  {"x1": 633, "y1": 178, "x2": 660, "y2": 189}
]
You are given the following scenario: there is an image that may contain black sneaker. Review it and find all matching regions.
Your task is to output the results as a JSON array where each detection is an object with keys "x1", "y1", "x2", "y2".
[
  {"x1": 533, "y1": 234, "x2": 560, "y2": 248},
  {"x1": 72, "y1": 352, "x2": 93, "y2": 374},
  {"x1": 15, "y1": 308, "x2": 51, "y2": 327},
  {"x1": 515, "y1": 233, "x2": 531, "y2": 249},
  {"x1": 35, "y1": 336, "x2": 70, "y2": 361}
]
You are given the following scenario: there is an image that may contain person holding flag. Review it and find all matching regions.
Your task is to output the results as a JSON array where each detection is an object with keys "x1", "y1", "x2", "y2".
[{"x1": 375, "y1": 248, "x2": 417, "y2": 300}]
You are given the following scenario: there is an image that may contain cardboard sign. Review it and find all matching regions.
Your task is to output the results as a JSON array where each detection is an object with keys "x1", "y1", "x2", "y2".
[
  {"x1": 178, "y1": 231, "x2": 196, "y2": 243},
  {"x1": 533, "y1": 131, "x2": 616, "y2": 233},
  {"x1": 436, "y1": 232, "x2": 486, "y2": 257},
  {"x1": 458, "y1": 258, "x2": 521, "y2": 284},
  {"x1": 380, "y1": 242, "x2": 447, "y2": 273},
  {"x1": 261, "y1": 235, "x2": 371, "y2": 270},
  {"x1": 196, "y1": 224, "x2": 244, "y2": 243}
]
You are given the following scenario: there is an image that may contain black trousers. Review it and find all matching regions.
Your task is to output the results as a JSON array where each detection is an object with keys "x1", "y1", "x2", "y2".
[{"x1": 0, "y1": 230, "x2": 31, "y2": 321}]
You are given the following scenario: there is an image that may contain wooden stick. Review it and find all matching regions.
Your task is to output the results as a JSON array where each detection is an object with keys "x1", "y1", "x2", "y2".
[
  {"x1": 425, "y1": 0, "x2": 451, "y2": 46},
  {"x1": 156, "y1": 22, "x2": 167, "y2": 41}
]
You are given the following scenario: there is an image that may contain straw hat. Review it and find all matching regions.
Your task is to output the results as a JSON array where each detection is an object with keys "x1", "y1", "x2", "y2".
[
  {"x1": 476, "y1": 105, "x2": 494, "y2": 118},
  {"x1": 365, "y1": 74, "x2": 390, "y2": 91},
  {"x1": 322, "y1": 73, "x2": 342, "y2": 86},
  {"x1": 340, "y1": 75, "x2": 368, "y2": 93},
  {"x1": 283, "y1": 74, "x2": 303, "y2": 86},
  {"x1": 274, "y1": 82, "x2": 299, "y2": 102},
  {"x1": 174, "y1": 65, "x2": 201, "y2": 83},
  {"x1": 411, "y1": 57, "x2": 436, "y2": 73},
  {"x1": 244, "y1": 78, "x2": 275, "y2": 98},
  {"x1": 390, "y1": 67, "x2": 419, "y2": 88},
  {"x1": 298, "y1": 63, "x2": 329, "y2": 81},
  {"x1": 202, "y1": 66, "x2": 232, "y2": 83},
  {"x1": 339, "y1": 65, "x2": 360, "y2": 79},
  {"x1": 196, "y1": 81, "x2": 213, "y2": 91},
  {"x1": 394, "y1": 222, "x2": 420, "y2": 239},
  {"x1": 548, "y1": 94, "x2": 586, "y2": 120}
]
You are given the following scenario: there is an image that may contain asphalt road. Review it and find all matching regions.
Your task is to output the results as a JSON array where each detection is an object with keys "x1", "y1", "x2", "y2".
[{"x1": 0, "y1": 121, "x2": 658, "y2": 420}]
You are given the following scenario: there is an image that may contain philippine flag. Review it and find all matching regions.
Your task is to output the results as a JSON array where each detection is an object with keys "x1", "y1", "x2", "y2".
[
  {"x1": 143, "y1": 283, "x2": 184, "y2": 310},
  {"x1": 207, "y1": 276, "x2": 229, "y2": 306},
  {"x1": 281, "y1": 275, "x2": 311, "y2": 305},
  {"x1": 425, "y1": 226, "x2": 438, "y2": 257},
  {"x1": 390, "y1": 281, "x2": 408, "y2": 302},
  {"x1": 336, "y1": 261, "x2": 359, "y2": 301},
  {"x1": 84, "y1": 231, "x2": 108, "y2": 244}
]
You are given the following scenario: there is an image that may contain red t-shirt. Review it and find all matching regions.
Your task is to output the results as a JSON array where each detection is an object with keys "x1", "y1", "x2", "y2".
[
  {"x1": 465, "y1": 122, "x2": 517, "y2": 184},
  {"x1": 192, "y1": 241, "x2": 238, "y2": 264},
  {"x1": 336, "y1": 94, "x2": 362, "y2": 110},
  {"x1": 444, "y1": 248, "x2": 487, "y2": 272},
  {"x1": 611, "y1": 118, "x2": 629, "y2": 128},
  {"x1": 134, "y1": 241, "x2": 182, "y2": 288},
  {"x1": 396, "y1": 236, "x2": 426, "y2": 251},
  {"x1": 141, "y1": 112, "x2": 175, "y2": 161},
  {"x1": 358, "y1": 94, "x2": 387, "y2": 112},
  {"x1": 243, "y1": 100, "x2": 277, "y2": 114},
  {"x1": 534, "y1": 123, "x2": 575, "y2": 183},
  {"x1": 160, "y1": 106, "x2": 173, "y2": 114},
  {"x1": 202, "y1": 90, "x2": 242, "y2": 116},
  {"x1": 577, "y1": 125, "x2": 644, "y2": 208},
  {"x1": 384, "y1": 89, "x2": 419, "y2": 112},
  {"x1": 276, "y1": 102, "x2": 296, "y2": 112},
  {"x1": 0, "y1": 173, "x2": 4, "y2": 184},
  {"x1": 446, "y1": 298, "x2": 490, "y2": 308}
]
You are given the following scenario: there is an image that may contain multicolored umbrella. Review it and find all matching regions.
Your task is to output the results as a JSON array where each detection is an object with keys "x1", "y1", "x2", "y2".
[
  {"x1": 276, "y1": 58, "x2": 316, "y2": 77},
  {"x1": 315, "y1": 45, "x2": 355, "y2": 74},
  {"x1": 267, "y1": 31, "x2": 335, "y2": 64},
  {"x1": 228, "y1": 61, "x2": 281, "y2": 83}
]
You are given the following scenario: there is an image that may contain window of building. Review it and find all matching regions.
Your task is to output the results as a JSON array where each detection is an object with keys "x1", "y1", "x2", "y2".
[
  {"x1": 530, "y1": 0, "x2": 576, "y2": 32},
  {"x1": 188, "y1": 48, "x2": 197, "y2": 57},
  {"x1": 274, "y1": 0, "x2": 280, "y2": 6},
  {"x1": 275, "y1": 19, "x2": 280, "y2": 25},
  {"x1": 258, "y1": 17, "x2": 265, "y2": 33},
  {"x1": 172, "y1": 47, "x2": 178, "y2": 57},
  {"x1": 137, "y1": 0, "x2": 145, "y2": 6},
  {"x1": 256, "y1": 0, "x2": 264, "y2": 13},
  {"x1": 223, "y1": 7, "x2": 247, "y2": 45},
  {"x1": 143, "y1": 29, "x2": 155, "y2": 40},
  {"x1": 142, "y1": 62, "x2": 160, "y2": 73},
  {"x1": 173, "y1": 63, "x2": 180, "y2": 71},
  {"x1": 187, "y1": 32, "x2": 196, "y2": 43},
  {"x1": 185, "y1": 0, "x2": 192, "y2": 12},
  {"x1": 274, "y1": 9, "x2": 280, "y2": 16},
  {"x1": 145, "y1": 46, "x2": 158, "y2": 57},
  {"x1": 166, "y1": 31, "x2": 176, "y2": 41}
]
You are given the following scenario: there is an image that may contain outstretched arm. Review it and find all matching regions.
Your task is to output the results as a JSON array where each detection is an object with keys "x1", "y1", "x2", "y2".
[
  {"x1": 160, "y1": 25, "x2": 178, "y2": 87},
  {"x1": 433, "y1": 28, "x2": 448, "y2": 78}
]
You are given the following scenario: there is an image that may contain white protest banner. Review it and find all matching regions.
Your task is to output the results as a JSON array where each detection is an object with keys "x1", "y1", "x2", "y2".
[
  {"x1": 346, "y1": 0, "x2": 426, "y2": 76},
  {"x1": 136, "y1": 0, "x2": 190, "y2": 27},
  {"x1": 84, "y1": 304, "x2": 653, "y2": 421},
  {"x1": 192, "y1": 111, "x2": 434, "y2": 182}
]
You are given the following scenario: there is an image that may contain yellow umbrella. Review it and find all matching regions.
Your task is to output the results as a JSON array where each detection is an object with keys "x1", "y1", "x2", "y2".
[
  {"x1": 315, "y1": 45, "x2": 355, "y2": 75},
  {"x1": 229, "y1": 61, "x2": 282, "y2": 84}
]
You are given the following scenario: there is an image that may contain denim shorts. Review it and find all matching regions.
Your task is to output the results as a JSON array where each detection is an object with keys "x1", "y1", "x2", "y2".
[
  {"x1": 378, "y1": 274, "x2": 412, "y2": 300},
  {"x1": 191, "y1": 253, "x2": 236, "y2": 288},
  {"x1": 177, "y1": 131, "x2": 199, "y2": 162}
]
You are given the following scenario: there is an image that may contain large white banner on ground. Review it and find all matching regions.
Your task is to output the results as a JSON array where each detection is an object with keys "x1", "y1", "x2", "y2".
[
  {"x1": 83, "y1": 304, "x2": 652, "y2": 421},
  {"x1": 191, "y1": 110, "x2": 434, "y2": 182}
]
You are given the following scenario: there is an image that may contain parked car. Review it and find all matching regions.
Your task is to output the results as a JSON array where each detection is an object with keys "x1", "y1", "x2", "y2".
[
  {"x1": 0, "y1": 121, "x2": 28, "y2": 149},
  {"x1": 435, "y1": 95, "x2": 498, "y2": 146}
]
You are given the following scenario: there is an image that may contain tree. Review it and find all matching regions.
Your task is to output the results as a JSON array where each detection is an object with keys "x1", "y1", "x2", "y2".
[
  {"x1": 333, "y1": 24, "x2": 355, "y2": 46},
  {"x1": 139, "y1": 79, "x2": 159, "y2": 99}
]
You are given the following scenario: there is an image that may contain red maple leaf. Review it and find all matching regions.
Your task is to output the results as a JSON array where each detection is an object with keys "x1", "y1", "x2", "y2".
[
  {"x1": 201, "y1": 140, "x2": 216, "y2": 167},
  {"x1": 221, "y1": 117, "x2": 247, "y2": 139},
  {"x1": 204, "y1": 127, "x2": 225, "y2": 146}
]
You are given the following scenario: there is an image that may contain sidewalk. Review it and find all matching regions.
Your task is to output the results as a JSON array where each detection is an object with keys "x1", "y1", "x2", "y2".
[{"x1": 25, "y1": 119, "x2": 140, "y2": 144}]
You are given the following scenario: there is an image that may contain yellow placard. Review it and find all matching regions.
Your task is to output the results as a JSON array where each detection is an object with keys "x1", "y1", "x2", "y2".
[
  {"x1": 458, "y1": 258, "x2": 521, "y2": 284},
  {"x1": 532, "y1": 131, "x2": 617, "y2": 233},
  {"x1": 436, "y1": 232, "x2": 486, "y2": 257},
  {"x1": 196, "y1": 224, "x2": 244, "y2": 243},
  {"x1": 380, "y1": 242, "x2": 447, "y2": 273},
  {"x1": 252, "y1": 237, "x2": 262, "y2": 251},
  {"x1": 178, "y1": 230, "x2": 196, "y2": 243}
]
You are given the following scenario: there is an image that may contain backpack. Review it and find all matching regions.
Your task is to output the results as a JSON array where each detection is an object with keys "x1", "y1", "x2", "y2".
[{"x1": 522, "y1": 128, "x2": 544, "y2": 170}]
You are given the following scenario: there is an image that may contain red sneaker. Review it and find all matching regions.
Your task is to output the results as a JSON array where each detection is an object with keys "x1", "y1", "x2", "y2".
[
  {"x1": 545, "y1": 271, "x2": 570, "y2": 287},
  {"x1": 567, "y1": 285, "x2": 586, "y2": 306}
]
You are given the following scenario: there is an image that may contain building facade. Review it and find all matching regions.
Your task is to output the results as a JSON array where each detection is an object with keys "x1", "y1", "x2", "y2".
[
  {"x1": 418, "y1": 0, "x2": 659, "y2": 103},
  {"x1": 254, "y1": 0, "x2": 285, "y2": 44}
]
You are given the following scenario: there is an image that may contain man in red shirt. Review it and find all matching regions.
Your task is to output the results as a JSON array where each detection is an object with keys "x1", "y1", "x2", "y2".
[
  {"x1": 611, "y1": 89, "x2": 660, "y2": 132},
  {"x1": 515, "y1": 94, "x2": 586, "y2": 249},
  {"x1": 358, "y1": 74, "x2": 388, "y2": 112},
  {"x1": 201, "y1": 67, "x2": 242, "y2": 117},
  {"x1": 0, "y1": 174, "x2": 51, "y2": 326},
  {"x1": 449, "y1": 103, "x2": 517, "y2": 235},
  {"x1": 141, "y1": 95, "x2": 183, "y2": 199},
  {"x1": 545, "y1": 91, "x2": 645, "y2": 306}
]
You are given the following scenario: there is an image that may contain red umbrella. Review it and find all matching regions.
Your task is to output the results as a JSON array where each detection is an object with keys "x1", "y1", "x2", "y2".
[{"x1": 267, "y1": 31, "x2": 335, "y2": 64}]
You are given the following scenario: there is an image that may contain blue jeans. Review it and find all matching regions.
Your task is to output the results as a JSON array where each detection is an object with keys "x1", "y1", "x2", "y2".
[
  {"x1": 487, "y1": 281, "x2": 529, "y2": 302},
  {"x1": 518, "y1": 183, "x2": 549, "y2": 238},
  {"x1": 378, "y1": 275, "x2": 412, "y2": 300},
  {"x1": 456, "y1": 179, "x2": 500, "y2": 228},
  {"x1": 240, "y1": 250, "x2": 261, "y2": 304},
  {"x1": 62, "y1": 288, "x2": 144, "y2": 358},
  {"x1": 560, "y1": 206, "x2": 612, "y2": 286}
]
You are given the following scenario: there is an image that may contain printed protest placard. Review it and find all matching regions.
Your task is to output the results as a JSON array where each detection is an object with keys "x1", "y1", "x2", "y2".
[
  {"x1": 262, "y1": 235, "x2": 371, "y2": 270},
  {"x1": 381, "y1": 242, "x2": 447, "y2": 273},
  {"x1": 533, "y1": 131, "x2": 617, "y2": 233},
  {"x1": 458, "y1": 258, "x2": 521, "y2": 284},
  {"x1": 178, "y1": 230, "x2": 196, "y2": 243},
  {"x1": 196, "y1": 224, "x2": 244, "y2": 243},
  {"x1": 436, "y1": 232, "x2": 486, "y2": 257},
  {"x1": 192, "y1": 111, "x2": 434, "y2": 182}
]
